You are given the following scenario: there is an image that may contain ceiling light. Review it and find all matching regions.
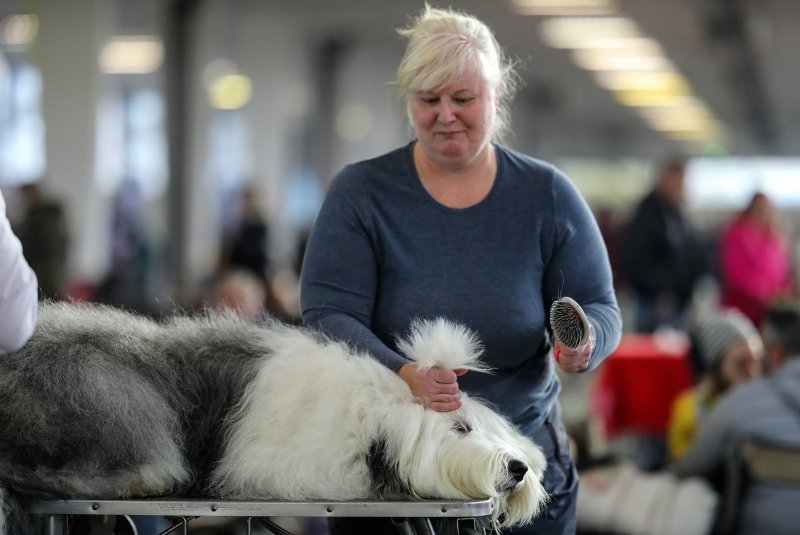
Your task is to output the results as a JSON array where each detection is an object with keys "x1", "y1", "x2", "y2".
[
  {"x1": 1, "y1": 14, "x2": 38, "y2": 47},
  {"x1": 335, "y1": 104, "x2": 374, "y2": 142},
  {"x1": 593, "y1": 70, "x2": 689, "y2": 92},
  {"x1": 572, "y1": 48, "x2": 674, "y2": 71},
  {"x1": 613, "y1": 87, "x2": 693, "y2": 107},
  {"x1": 540, "y1": 16, "x2": 640, "y2": 48},
  {"x1": 641, "y1": 113, "x2": 717, "y2": 133},
  {"x1": 511, "y1": 0, "x2": 618, "y2": 16},
  {"x1": 99, "y1": 36, "x2": 164, "y2": 74},
  {"x1": 620, "y1": 93, "x2": 705, "y2": 109},
  {"x1": 636, "y1": 100, "x2": 712, "y2": 121},
  {"x1": 655, "y1": 118, "x2": 718, "y2": 132},
  {"x1": 574, "y1": 36, "x2": 663, "y2": 53},
  {"x1": 209, "y1": 74, "x2": 253, "y2": 110},
  {"x1": 639, "y1": 108, "x2": 722, "y2": 140},
  {"x1": 661, "y1": 128, "x2": 721, "y2": 142}
]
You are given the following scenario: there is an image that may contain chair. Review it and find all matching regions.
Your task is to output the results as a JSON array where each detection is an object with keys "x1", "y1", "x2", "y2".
[{"x1": 716, "y1": 439, "x2": 800, "y2": 534}]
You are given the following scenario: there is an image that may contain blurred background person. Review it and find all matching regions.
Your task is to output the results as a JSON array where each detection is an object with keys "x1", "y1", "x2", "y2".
[
  {"x1": 94, "y1": 179, "x2": 156, "y2": 315},
  {"x1": 667, "y1": 309, "x2": 763, "y2": 464},
  {"x1": 0, "y1": 189, "x2": 38, "y2": 353},
  {"x1": 14, "y1": 182, "x2": 68, "y2": 300},
  {"x1": 621, "y1": 157, "x2": 708, "y2": 333},
  {"x1": 209, "y1": 269, "x2": 266, "y2": 322},
  {"x1": 719, "y1": 191, "x2": 793, "y2": 325},
  {"x1": 218, "y1": 186, "x2": 270, "y2": 284},
  {"x1": 675, "y1": 304, "x2": 800, "y2": 535},
  {"x1": 217, "y1": 186, "x2": 286, "y2": 318}
]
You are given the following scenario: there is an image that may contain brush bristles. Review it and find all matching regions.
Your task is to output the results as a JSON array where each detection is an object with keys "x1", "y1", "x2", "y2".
[{"x1": 549, "y1": 297, "x2": 588, "y2": 349}]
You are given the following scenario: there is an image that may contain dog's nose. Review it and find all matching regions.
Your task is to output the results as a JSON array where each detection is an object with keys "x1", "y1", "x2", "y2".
[{"x1": 508, "y1": 459, "x2": 528, "y2": 482}]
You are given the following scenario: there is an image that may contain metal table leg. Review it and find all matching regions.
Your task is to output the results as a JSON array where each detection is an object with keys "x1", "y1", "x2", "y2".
[
  {"x1": 391, "y1": 518, "x2": 418, "y2": 535},
  {"x1": 42, "y1": 515, "x2": 67, "y2": 535},
  {"x1": 412, "y1": 517, "x2": 435, "y2": 535}
]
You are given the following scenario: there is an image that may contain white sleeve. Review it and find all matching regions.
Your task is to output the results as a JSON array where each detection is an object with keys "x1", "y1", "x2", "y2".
[{"x1": 0, "y1": 191, "x2": 38, "y2": 353}]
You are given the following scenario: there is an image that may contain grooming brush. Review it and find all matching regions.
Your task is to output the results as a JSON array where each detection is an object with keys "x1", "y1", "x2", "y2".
[{"x1": 549, "y1": 296, "x2": 590, "y2": 350}]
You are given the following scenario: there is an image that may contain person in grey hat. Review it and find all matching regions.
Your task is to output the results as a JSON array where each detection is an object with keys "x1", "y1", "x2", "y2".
[
  {"x1": 675, "y1": 304, "x2": 800, "y2": 534},
  {"x1": 667, "y1": 310, "x2": 763, "y2": 462}
]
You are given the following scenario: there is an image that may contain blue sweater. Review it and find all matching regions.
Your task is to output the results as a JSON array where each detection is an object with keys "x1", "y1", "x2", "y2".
[{"x1": 301, "y1": 143, "x2": 621, "y2": 432}]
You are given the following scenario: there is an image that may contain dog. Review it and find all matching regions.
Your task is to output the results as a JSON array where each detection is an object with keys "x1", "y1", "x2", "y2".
[{"x1": 0, "y1": 302, "x2": 548, "y2": 533}]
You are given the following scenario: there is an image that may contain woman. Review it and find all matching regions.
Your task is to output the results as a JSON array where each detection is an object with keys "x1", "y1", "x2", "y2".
[
  {"x1": 667, "y1": 310, "x2": 763, "y2": 463},
  {"x1": 720, "y1": 192, "x2": 792, "y2": 325},
  {"x1": 300, "y1": 6, "x2": 622, "y2": 533}
]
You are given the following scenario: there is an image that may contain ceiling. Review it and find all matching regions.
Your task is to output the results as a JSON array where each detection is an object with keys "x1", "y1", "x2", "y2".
[
  {"x1": 269, "y1": 0, "x2": 800, "y2": 157},
  {"x1": 2, "y1": 0, "x2": 797, "y2": 158}
]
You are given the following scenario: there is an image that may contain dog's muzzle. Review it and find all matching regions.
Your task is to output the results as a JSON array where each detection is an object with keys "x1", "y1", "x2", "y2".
[
  {"x1": 508, "y1": 459, "x2": 528, "y2": 482},
  {"x1": 499, "y1": 458, "x2": 529, "y2": 492}
]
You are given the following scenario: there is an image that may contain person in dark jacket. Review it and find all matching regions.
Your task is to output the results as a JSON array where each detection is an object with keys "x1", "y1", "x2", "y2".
[
  {"x1": 15, "y1": 183, "x2": 69, "y2": 300},
  {"x1": 621, "y1": 158, "x2": 707, "y2": 332}
]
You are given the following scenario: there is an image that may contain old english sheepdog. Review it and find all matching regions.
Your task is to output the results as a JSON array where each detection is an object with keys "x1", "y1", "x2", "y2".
[{"x1": 0, "y1": 302, "x2": 547, "y2": 533}]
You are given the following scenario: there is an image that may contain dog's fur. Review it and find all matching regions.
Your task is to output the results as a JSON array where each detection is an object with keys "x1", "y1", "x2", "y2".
[{"x1": 0, "y1": 302, "x2": 547, "y2": 533}]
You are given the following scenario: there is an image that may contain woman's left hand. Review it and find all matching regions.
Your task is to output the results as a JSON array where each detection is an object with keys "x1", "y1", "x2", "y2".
[{"x1": 555, "y1": 325, "x2": 595, "y2": 373}]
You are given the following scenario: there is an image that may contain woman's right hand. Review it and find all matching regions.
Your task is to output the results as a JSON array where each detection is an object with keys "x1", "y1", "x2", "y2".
[{"x1": 397, "y1": 363, "x2": 466, "y2": 412}]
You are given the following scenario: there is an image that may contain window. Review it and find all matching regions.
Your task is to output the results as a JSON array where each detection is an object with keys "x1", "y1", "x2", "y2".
[{"x1": 0, "y1": 59, "x2": 45, "y2": 185}]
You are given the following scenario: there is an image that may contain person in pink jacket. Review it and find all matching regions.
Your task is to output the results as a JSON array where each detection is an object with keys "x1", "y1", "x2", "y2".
[{"x1": 720, "y1": 192, "x2": 793, "y2": 325}]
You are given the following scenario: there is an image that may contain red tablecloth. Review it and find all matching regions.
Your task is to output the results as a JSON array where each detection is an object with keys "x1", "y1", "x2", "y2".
[{"x1": 592, "y1": 333, "x2": 693, "y2": 437}]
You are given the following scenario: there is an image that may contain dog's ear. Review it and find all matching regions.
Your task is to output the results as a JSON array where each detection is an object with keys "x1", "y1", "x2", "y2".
[
  {"x1": 366, "y1": 435, "x2": 412, "y2": 498},
  {"x1": 396, "y1": 318, "x2": 491, "y2": 373}
]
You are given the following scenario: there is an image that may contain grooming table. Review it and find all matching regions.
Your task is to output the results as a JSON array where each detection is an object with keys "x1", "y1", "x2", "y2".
[{"x1": 31, "y1": 498, "x2": 495, "y2": 535}]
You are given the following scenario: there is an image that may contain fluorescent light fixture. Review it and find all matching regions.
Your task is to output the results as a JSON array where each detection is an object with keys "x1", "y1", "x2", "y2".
[
  {"x1": 593, "y1": 70, "x2": 689, "y2": 92},
  {"x1": 574, "y1": 36, "x2": 663, "y2": 53},
  {"x1": 613, "y1": 87, "x2": 694, "y2": 107},
  {"x1": 209, "y1": 74, "x2": 253, "y2": 110},
  {"x1": 636, "y1": 99, "x2": 711, "y2": 120},
  {"x1": 636, "y1": 93, "x2": 711, "y2": 110},
  {"x1": 1, "y1": 14, "x2": 38, "y2": 47},
  {"x1": 661, "y1": 129, "x2": 720, "y2": 141},
  {"x1": 540, "y1": 16, "x2": 640, "y2": 48},
  {"x1": 335, "y1": 104, "x2": 374, "y2": 142},
  {"x1": 535, "y1": 11, "x2": 725, "y2": 145},
  {"x1": 511, "y1": 0, "x2": 619, "y2": 15},
  {"x1": 572, "y1": 48, "x2": 674, "y2": 71},
  {"x1": 639, "y1": 108, "x2": 722, "y2": 140},
  {"x1": 99, "y1": 36, "x2": 164, "y2": 74},
  {"x1": 642, "y1": 113, "x2": 715, "y2": 132},
  {"x1": 620, "y1": 87, "x2": 727, "y2": 142}
]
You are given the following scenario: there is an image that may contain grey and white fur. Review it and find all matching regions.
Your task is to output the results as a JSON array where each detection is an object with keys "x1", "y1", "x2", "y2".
[{"x1": 0, "y1": 302, "x2": 548, "y2": 533}]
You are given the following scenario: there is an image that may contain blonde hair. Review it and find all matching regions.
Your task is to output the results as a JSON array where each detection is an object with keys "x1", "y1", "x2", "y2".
[{"x1": 394, "y1": 5, "x2": 519, "y2": 141}]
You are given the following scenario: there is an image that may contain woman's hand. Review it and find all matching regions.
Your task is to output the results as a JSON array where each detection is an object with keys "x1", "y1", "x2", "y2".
[
  {"x1": 555, "y1": 325, "x2": 595, "y2": 374},
  {"x1": 397, "y1": 363, "x2": 467, "y2": 412}
]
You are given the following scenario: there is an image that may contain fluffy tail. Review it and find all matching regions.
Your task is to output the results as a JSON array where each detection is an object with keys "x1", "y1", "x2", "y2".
[{"x1": 396, "y1": 318, "x2": 491, "y2": 372}]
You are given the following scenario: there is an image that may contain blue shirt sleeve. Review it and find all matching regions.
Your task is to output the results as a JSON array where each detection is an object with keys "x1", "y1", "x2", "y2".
[
  {"x1": 300, "y1": 167, "x2": 410, "y2": 371},
  {"x1": 542, "y1": 168, "x2": 622, "y2": 370}
]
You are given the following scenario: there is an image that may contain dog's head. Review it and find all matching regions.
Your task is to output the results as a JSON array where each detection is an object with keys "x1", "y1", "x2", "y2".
[
  {"x1": 377, "y1": 318, "x2": 549, "y2": 530},
  {"x1": 371, "y1": 396, "x2": 548, "y2": 531}
]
